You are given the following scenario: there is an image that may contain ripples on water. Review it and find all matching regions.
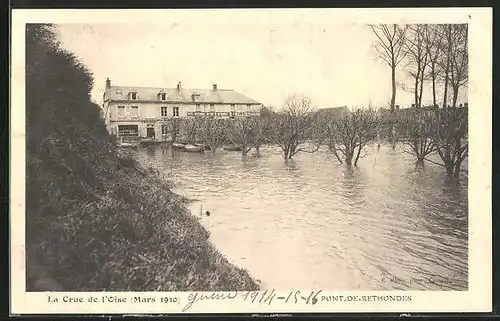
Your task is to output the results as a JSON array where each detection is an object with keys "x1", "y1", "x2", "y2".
[{"x1": 132, "y1": 144, "x2": 468, "y2": 291}]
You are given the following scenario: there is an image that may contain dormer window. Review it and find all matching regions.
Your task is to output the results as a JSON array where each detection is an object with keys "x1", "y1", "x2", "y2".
[
  {"x1": 130, "y1": 92, "x2": 138, "y2": 100},
  {"x1": 159, "y1": 93, "x2": 167, "y2": 101}
]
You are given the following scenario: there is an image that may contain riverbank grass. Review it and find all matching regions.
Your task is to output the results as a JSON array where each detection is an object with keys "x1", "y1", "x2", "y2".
[{"x1": 25, "y1": 23, "x2": 259, "y2": 292}]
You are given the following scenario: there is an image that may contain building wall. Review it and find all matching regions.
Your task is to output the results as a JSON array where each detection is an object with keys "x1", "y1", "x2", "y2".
[
  {"x1": 106, "y1": 102, "x2": 257, "y2": 120},
  {"x1": 104, "y1": 101, "x2": 261, "y2": 141}
]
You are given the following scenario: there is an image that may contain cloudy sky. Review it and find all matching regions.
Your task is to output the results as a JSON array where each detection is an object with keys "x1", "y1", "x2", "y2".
[{"x1": 55, "y1": 14, "x2": 467, "y2": 109}]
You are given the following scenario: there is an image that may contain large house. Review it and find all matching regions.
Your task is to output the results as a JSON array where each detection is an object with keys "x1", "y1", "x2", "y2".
[{"x1": 102, "y1": 78, "x2": 262, "y2": 141}]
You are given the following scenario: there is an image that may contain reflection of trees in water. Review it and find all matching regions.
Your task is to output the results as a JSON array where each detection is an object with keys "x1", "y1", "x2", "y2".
[
  {"x1": 146, "y1": 146, "x2": 156, "y2": 158},
  {"x1": 406, "y1": 166, "x2": 468, "y2": 236},
  {"x1": 339, "y1": 165, "x2": 367, "y2": 206}
]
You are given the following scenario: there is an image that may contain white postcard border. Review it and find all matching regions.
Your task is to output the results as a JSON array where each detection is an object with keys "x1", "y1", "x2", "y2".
[{"x1": 10, "y1": 7, "x2": 492, "y2": 314}]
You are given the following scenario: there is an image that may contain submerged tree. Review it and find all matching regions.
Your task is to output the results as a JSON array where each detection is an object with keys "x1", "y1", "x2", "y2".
[
  {"x1": 181, "y1": 116, "x2": 203, "y2": 145},
  {"x1": 198, "y1": 117, "x2": 228, "y2": 154},
  {"x1": 162, "y1": 118, "x2": 182, "y2": 145},
  {"x1": 397, "y1": 108, "x2": 438, "y2": 166},
  {"x1": 431, "y1": 107, "x2": 468, "y2": 178},
  {"x1": 325, "y1": 107, "x2": 381, "y2": 166},
  {"x1": 268, "y1": 94, "x2": 321, "y2": 160},
  {"x1": 226, "y1": 116, "x2": 266, "y2": 156}
]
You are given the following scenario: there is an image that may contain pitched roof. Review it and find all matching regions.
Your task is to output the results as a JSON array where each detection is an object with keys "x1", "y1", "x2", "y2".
[
  {"x1": 105, "y1": 85, "x2": 261, "y2": 105},
  {"x1": 318, "y1": 106, "x2": 349, "y2": 118}
]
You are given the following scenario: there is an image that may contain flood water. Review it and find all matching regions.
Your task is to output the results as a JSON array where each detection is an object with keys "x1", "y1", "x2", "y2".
[{"x1": 131, "y1": 144, "x2": 468, "y2": 291}]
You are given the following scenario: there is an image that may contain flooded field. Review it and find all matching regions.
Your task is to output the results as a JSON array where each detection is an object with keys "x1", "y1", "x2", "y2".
[{"x1": 131, "y1": 144, "x2": 468, "y2": 291}]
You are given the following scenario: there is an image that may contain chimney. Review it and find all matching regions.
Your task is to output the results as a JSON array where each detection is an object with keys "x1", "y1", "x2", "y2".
[
  {"x1": 213, "y1": 83, "x2": 218, "y2": 91},
  {"x1": 177, "y1": 81, "x2": 182, "y2": 91},
  {"x1": 106, "y1": 77, "x2": 111, "y2": 88},
  {"x1": 411, "y1": 103, "x2": 415, "y2": 108},
  {"x1": 395, "y1": 105, "x2": 400, "y2": 110}
]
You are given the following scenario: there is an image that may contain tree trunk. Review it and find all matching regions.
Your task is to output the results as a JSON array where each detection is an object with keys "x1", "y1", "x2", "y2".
[
  {"x1": 453, "y1": 161, "x2": 462, "y2": 178},
  {"x1": 452, "y1": 85, "x2": 459, "y2": 108},
  {"x1": 442, "y1": 26, "x2": 451, "y2": 109},
  {"x1": 445, "y1": 160, "x2": 454, "y2": 176},
  {"x1": 431, "y1": 74, "x2": 437, "y2": 107},
  {"x1": 390, "y1": 61, "x2": 397, "y2": 149},
  {"x1": 413, "y1": 75, "x2": 419, "y2": 108},
  {"x1": 391, "y1": 64, "x2": 396, "y2": 109},
  {"x1": 354, "y1": 145, "x2": 362, "y2": 166},
  {"x1": 345, "y1": 148, "x2": 354, "y2": 165},
  {"x1": 418, "y1": 68, "x2": 425, "y2": 108}
]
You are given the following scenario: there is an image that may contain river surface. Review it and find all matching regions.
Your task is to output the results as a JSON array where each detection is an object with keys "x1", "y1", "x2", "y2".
[{"x1": 131, "y1": 144, "x2": 468, "y2": 291}]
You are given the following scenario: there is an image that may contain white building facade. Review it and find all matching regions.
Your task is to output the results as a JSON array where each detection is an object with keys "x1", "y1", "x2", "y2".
[{"x1": 102, "y1": 79, "x2": 262, "y2": 141}]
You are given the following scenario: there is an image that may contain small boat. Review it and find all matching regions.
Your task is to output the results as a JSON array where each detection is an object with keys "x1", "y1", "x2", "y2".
[
  {"x1": 223, "y1": 145, "x2": 242, "y2": 152},
  {"x1": 184, "y1": 144, "x2": 204, "y2": 152},
  {"x1": 172, "y1": 142, "x2": 185, "y2": 150}
]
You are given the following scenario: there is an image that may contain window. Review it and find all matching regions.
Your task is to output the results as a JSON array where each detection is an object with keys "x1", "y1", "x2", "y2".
[
  {"x1": 230, "y1": 104, "x2": 235, "y2": 111},
  {"x1": 195, "y1": 104, "x2": 201, "y2": 112},
  {"x1": 161, "y1": 106, "x2": 168, "y2": 117},
  {"x1": 210, "y1": 104, "x2": 215, "y2": 112},
  {"x1": 117, "y1": 106, "x2": 125, "y2": 118},
  {"x1": 246, "y1": 104, "x2": 252, "y2": 111},
  {"x1": 130, "y1": 106, "x2": 139, "y2": 118},
  {"x1": 130, "y1": 92, "x2": 137, "y2": 100},
  {"x1": 173, "y1": 106, "x2": 180, "y2": 117},
  {"x1": 160, "y1": 93, "x2": 167, "y2": 101},
  {"x1": 116, "y1": 89, "x2": 122, "y2": 94}
]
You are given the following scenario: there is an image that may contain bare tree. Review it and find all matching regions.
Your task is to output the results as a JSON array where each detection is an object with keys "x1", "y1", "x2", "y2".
[
  {"x1": 397, "y1": 107, "x2": 438, "y2": 165},
  {"x1": 325, "y1": 107, "x2": 381, "y2": 166},
  {"x1": 448, "y1": 24, "x2": 468, "y2": 108},
  {"x1": 269, "y1": 94, "x2": 321, "y2": 160},
  {"x1": 369, "y1": 24, "x2": 409, "y2": 148},
  {"x1": 198, "y1": 117, "x2": 229, "y2": 154},
  {"x1": 226, "y1": 116, "x2": 266, "y2": 156},
  {"x1": 163, "y1": 118, "x2": 182, "y2": 144},
  {"x1": 431, "y1": 107, "x2": 468, "y2": 178},
  {"x1": 402, "y1": 24, "x2": 429, "y2": 108},
  {"x1": 423, "y1": 24, "x2": 444, "y2": 107},
  {"x1": 181, "y1": 116, "x2": 203, "y2": 144}
]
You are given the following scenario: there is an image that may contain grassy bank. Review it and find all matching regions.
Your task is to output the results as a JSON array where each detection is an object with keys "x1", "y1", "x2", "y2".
[{"x1": 25, "y1": 24, "x2": 259, "y2": 292}]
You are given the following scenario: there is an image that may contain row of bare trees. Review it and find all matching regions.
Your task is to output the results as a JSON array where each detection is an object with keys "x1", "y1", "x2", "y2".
[
  {"x1": 162, "y1": 115, "x2": 268, "y2": 156},
  {"x1": 369, "y1": 23, "x2": 468, "y2": 149},
  {"x1": 160, "y1": 92, "x2": 467, "y2": 178},
  {"x1": 398, "y1": 106, "x2": 468, "y2": 177}
]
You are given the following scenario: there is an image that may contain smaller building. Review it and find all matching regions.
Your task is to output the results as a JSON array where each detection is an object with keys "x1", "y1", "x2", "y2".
[{"x1": 317, "y1": 106, "x2": 349, "y2": 119}]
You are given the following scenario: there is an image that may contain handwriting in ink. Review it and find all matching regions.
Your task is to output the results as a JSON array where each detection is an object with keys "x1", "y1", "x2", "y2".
[{"x1": 182, "y1": 291, "x2": 238, "y2": 312}]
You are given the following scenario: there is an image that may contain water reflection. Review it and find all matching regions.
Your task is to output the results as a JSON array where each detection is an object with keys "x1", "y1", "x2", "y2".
[{"x1": 131, "y1": 144, "x2": 468, "y2": 291}]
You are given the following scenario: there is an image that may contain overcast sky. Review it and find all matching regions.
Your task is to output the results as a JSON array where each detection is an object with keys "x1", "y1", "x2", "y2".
[{"x1": 56, "y1": 19, "x2": 467, "y2": 109}]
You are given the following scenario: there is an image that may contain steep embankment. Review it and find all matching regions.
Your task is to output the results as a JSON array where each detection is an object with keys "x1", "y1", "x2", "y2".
[{"x1": 25, "y1": 24, "x2": 259, "y2": 291}]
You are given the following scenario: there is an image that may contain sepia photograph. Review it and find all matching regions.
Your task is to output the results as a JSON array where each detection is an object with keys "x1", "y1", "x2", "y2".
[{"x1": 11, "y1": 8, "x2": 491, "y2": 314}]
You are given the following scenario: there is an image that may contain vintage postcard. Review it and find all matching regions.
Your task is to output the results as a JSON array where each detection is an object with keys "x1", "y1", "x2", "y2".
[{"x1": 10, "y1": 8, "x2": 492, "y2": 315}]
